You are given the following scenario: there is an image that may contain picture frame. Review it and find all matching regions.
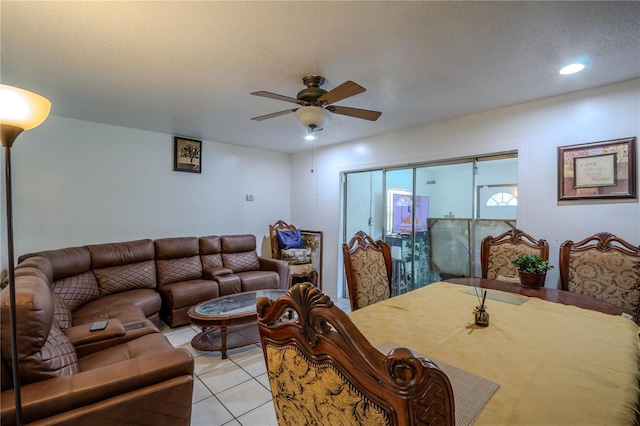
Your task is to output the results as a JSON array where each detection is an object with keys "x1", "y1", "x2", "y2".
[
  {"x1": 558, "y1": 137, "x2": 636, "y2": 201},
  {"x1": 174, "y1": 136, "x2": 202, "y2": 173},
  {"x1": 300, "y1": 230, "x2": 323, "y2": 290}
]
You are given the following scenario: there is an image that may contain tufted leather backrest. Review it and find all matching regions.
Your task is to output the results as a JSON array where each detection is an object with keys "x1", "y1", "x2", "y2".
[
  {"x1": 19, "y1": 246, "x2": 91, "y2": 281},
  {"x1": 20, "y1": 247, "x2": 100, "y2": 312},
  {"x1": 15, "y1": 256, "x2": 54, "y2": 284},
  {"x1": 88, "y1": 239, "x2": 157, "y2": 295},
  {"x1": 199, "y1": 235, "x2": 223, "y2": 270},
  {"x1": 0, "y1": 275, "x2": 79, "y2": 385},
  {"x1": 155, "y1": 237, "x2": 203, "y2": 287},
  {"x1": 220, "y1": 235, "x2": 260, "y2": 272}
]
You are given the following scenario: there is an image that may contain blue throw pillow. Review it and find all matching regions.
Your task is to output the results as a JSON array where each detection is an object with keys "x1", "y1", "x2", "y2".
[{"x1": 276, "y1": 229, "x2": 303, "y2": 250}]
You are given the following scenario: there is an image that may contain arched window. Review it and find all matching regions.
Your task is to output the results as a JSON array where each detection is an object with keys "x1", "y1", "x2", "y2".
[{"x1": 487, "y1": 192, "x2": 517, "y2": 206}]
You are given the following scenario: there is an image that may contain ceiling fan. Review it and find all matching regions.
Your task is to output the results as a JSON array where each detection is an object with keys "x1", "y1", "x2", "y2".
[{"x1": 250, "y1": 75, "x2": 382, "y2": 133}]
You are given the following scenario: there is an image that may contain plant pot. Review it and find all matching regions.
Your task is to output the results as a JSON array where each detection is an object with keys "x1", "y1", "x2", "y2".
[{"x1": 518, "y1": 271, "x2": 546, "y2": 288}]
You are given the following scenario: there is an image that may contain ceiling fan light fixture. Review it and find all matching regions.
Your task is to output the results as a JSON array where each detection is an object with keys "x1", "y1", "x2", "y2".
[{"x1": 295, "y1": 106, "x2": 332, "y2": 131}]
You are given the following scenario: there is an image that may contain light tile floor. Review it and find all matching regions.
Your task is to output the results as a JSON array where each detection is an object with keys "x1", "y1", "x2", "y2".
[{"x1": 159, "y1": 296, "x2": 351, "y2": 426}]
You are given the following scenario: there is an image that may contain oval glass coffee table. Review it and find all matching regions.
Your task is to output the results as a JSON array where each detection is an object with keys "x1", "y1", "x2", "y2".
[{"x1": 187, "y1": 289, "x2": 287, "y2": 359}]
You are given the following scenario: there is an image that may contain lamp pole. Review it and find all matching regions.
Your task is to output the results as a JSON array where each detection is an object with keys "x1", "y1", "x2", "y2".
[
  {"x1": 2, "y1": 131, "x2": 22, "y2": 426},
  {"x1": 0, "y1": 85, "x2": 51, "y2": 426}
]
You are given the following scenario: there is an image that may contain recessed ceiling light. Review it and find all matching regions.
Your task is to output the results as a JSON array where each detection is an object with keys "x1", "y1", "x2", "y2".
[
  {"x1": 305, "y1": 134, "x2": 316, "y2": 141},
  {"x1": 559, "y1": 63, "x2": 586, "y2": 75}
]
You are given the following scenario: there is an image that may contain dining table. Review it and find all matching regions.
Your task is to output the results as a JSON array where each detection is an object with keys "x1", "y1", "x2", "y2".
[{"x1": 348, "y1": 279, "x2": 640, "y2": 425}]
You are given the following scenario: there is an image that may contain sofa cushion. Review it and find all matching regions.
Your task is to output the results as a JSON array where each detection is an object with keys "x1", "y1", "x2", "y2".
[
  {"x1": 19, "y1": 246, "x2": 91, "y2": 281},
  {"x1": 237, "y1": 271, "x2": 280, "y2": 292},
  {"x1": 157, "y1": 280, "x2": 219, "y2": 310},
  {"x1": 0, "y1": 276, "x2": 79, "y2": 385},
  {"x1": 157, "y1": 257, "x2": 203, "y2": 286},
  {"x1": 52, "y1": 271, "x2": 101, "y2": 312},
  {"x1": 72, "y1": 289, "x2": 160, "y2": 325},
  {"x1": 200, "y1": 235, "x2": 224, "y2": 270},
  {"x1": 51, "y1": 290, "x2": 73, "y2": 330},
  {"x1": 72, "y1": 303, "x2": 147, "y2": 327},
  {"x1": 93, "y1": 260, "x2": 157, "y2": 296},
  {"x1": 155, "y1": 237, "x2": 203, "y2": 286},
  {"x1": 221, "y1": 234, "x2": 257, "y2": 253},
  {"x1": 15, "y1": 256, "x2": 54, "y2": 284},
  {"x1": 222, "y1": 251, "x2": 260, "y2": 273},
  {"x1": 155, "y1": 237, "x2": 199, "y2": 260},
  {"x1": 87, "y1": 239, "x2": 155, "y2": 268}
]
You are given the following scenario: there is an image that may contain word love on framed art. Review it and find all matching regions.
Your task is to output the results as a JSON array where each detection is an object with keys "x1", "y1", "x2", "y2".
[
  {"x1": 174, "y1": 136, "x2": 202, "y2": 173},
  {"x1": 558, "y1": 137, "x2": 636, "y2": 201}
]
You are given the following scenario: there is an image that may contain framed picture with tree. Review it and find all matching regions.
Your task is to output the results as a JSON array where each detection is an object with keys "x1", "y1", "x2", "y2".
[{"x1": 174, "y1": 136, "x2": 202, "y2": 173}]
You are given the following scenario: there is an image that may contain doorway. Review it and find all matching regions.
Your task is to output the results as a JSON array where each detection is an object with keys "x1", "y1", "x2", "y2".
[{"x1": 342, "y1": 154, "x2": 518, "y2": 296}]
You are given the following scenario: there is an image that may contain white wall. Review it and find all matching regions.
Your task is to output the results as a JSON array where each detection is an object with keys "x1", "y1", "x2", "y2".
[
  {"x1": 4, "y1": 116, "x2": 292, "y2": 261},
  {"x1": 292, "y1": 79, "x2": 640, "y2": 298}
]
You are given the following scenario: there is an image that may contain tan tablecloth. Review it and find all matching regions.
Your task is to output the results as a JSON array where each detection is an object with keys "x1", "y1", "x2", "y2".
[{"x1": 349, "y1": 282, "x2": 640, "y2": 425}]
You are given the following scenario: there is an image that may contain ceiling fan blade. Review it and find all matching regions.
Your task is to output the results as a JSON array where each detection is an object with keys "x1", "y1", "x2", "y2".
[
  {"x1": 317, "y1": 81, "x2": 366, "y2": 105},
  {"x1": 251, "y1": 109, "x2": 298, "y2": 121},
  {"x1": 251, "y1": 91, "x2": 304, "y2": 105},
  {"x1": 327, "y1": 105, "x2": 382, "y2": 121}
]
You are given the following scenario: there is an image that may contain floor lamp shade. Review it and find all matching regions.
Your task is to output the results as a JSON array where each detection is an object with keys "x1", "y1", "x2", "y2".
[
  {"x1": 1, "y1": 84, "x2": 50, "y2": 426},
  {"x1": 0, "y1": 84, "x2": 51, "y2": 146}
]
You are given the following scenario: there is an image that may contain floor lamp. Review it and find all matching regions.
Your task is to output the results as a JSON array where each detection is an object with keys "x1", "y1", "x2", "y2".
[{"x1": 0, "y1": 84, "x2": 51, "y2": 426}]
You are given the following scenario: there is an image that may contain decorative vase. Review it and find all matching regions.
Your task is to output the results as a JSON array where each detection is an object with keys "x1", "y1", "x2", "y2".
[{"x1": 518, "y1": 271, "x2": 546, "y2": 288}]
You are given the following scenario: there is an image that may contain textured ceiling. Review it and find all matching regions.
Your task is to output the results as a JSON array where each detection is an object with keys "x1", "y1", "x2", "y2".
[{"x1": 2, "y1": 1, "x2": 639, "y2": 153}]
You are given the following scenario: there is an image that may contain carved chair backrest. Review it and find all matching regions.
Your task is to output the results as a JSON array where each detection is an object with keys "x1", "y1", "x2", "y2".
[
  {"x1": 559, "y1": 232, "x2": 640, "y2": 323},
  {"x1": 480, "y1": 229, "x2": 549, "y2": 280},
  {"x1": 269, "y1": 220, "x2": 298, "y2": 260},
  {"x1": 342, "y1": 231, "x2": 393, "y2": 311},
  {"x1": 257, "y1": 283, "x2": 455, "y2": 426}
]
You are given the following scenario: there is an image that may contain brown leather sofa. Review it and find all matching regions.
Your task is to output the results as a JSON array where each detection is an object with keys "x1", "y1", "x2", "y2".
[
  {"x1": 16, "y1": 234, "x2": 288, "y2": 328},
  {"x1": 2, "y1": 233, "x2": 286, "y2": 424},
  {"x1": 0, "y1": 274, "x2": 194, "y2": 425},
  {"x1": 156, "y1": 234, "x2": 288, "y2": 327}
]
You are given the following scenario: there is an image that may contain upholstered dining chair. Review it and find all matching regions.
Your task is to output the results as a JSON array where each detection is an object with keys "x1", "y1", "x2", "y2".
[
  {"x1": 342, "y1": 231, "x2": 393, "y2": 312},
  {"x1": 559, "y1": 232, "x2": 640, "y2": 323},
  {"x1": 480, "y1": 229, "x2": 549, "y2": 283},
  {"x1": 257, "y1": 283, "x2": 455, "y2": 426},
  {"x1": 269, "y1": 220, "x2": 317, "y2": 286}
]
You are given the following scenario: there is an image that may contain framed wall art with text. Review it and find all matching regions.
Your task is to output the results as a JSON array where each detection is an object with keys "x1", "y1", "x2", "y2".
[{"x1": 558, "y1": 137, "x2": 636, "y2": 201}]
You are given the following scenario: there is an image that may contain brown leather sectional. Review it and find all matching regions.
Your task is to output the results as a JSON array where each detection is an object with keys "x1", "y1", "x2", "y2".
[{"x1": 0, "y1": 233, "x2": 288, "y2": 425}]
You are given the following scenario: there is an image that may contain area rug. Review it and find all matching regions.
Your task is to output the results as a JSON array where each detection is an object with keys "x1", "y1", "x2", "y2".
[{"x1": 377, "y1": 341, "x2": 499, "y2": 426}]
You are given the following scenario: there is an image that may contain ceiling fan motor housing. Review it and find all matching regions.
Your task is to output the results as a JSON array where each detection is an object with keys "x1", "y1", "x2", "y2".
[{"x1": 297, "y1": 75, "x2": 327, "y2": 105}]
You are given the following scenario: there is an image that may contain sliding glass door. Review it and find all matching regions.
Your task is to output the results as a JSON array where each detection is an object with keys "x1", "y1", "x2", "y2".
[{"x1": 342, "y1": 154, "x2": 518, "y2": 295}]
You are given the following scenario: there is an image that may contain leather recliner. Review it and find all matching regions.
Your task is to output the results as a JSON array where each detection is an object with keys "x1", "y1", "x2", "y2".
[{"x1": 0, "y1": 275, "x2": 194, "y2": 425}]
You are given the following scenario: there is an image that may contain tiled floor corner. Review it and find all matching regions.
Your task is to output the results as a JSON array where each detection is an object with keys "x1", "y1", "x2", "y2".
[{"x1": 160, "y1": 296, "x2": 350, "y2": 426}]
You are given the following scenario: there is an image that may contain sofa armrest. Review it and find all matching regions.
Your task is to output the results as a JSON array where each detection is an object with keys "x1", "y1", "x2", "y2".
[
  {"x1": 64, "y1": 319, "x2": 126, "y2": 346},
  {"x1": 203, "y1": 267, "x2": 234, "y2": 279},
  {"x1": 259, "y1": 257, "x2": 289, "y2": 289},
  {"x1": 66, "y1": 319, "x2": 160, "y2": 358},
  {"x1": 1, "y1": 348, "x2": 193, "y2": 425}
]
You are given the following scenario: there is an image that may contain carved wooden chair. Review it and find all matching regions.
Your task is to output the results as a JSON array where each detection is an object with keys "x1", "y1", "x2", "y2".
[
  {"x1": 480, "y1": 229, "x2": 549, "y2": 283},
  {"x1": 342, "y1": 231, "x2": 393, "y2": 311},
  {"x1": 559, "y1": 232, "x2": 640, "y2": 323},
  {"x1": 257, "y1": 283, "x2": 455, "y2": 426},
  {"x1": 269, "y1": 220, "x2": 317, "y2": 286}
]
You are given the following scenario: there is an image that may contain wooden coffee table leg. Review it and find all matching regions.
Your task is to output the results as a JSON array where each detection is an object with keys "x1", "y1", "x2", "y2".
[{"x1": 221, "y1": 325, "x2": 228, "y2": 359}]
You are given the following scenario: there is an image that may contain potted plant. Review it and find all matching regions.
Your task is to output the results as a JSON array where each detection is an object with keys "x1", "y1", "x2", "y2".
[{"x1": 511, "y1": 254, "x2": 554, "y2": 288}]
